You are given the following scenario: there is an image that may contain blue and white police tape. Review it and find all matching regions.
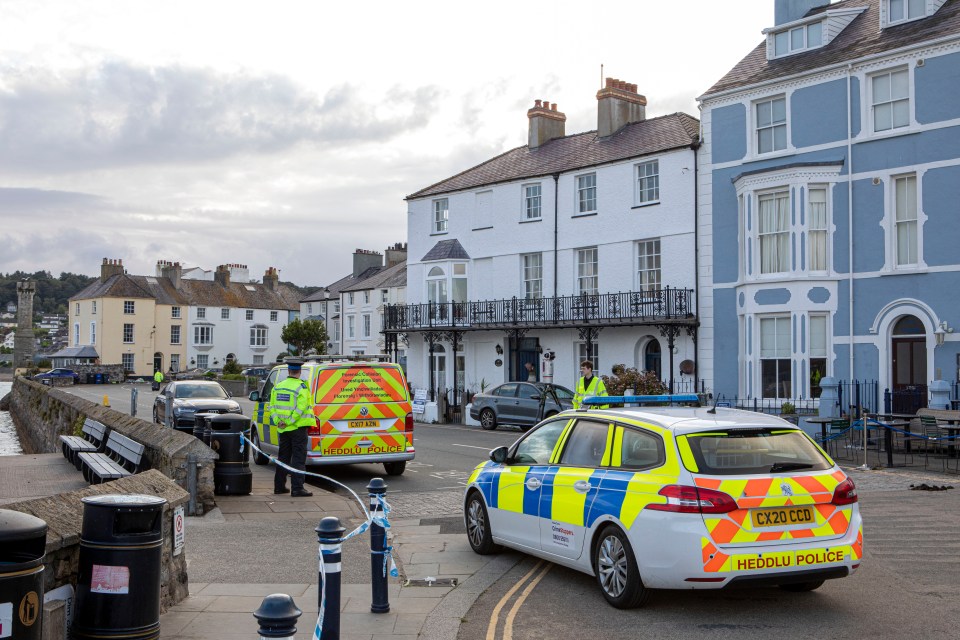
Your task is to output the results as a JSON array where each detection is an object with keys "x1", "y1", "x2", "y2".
[{"x1": 238, "y1": 433, "x2": 400, "y2": 640}]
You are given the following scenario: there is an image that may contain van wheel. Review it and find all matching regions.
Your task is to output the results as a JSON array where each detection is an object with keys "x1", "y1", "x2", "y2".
[
  {"x1": 779, "y1": 580, "x2": 824, "y2": 592},
  {"x1": 250, "y1": 429, "x2": 268, "y2": 466},
  {"x1": 384, "y1": 461, "x2": 406, "y2": 476},
  {"x1": 480, "y1": 409, "x2": 497, "y2": 431},
  {"x1": 593, "y1": 525, "x2": 649, "y2": 609}
]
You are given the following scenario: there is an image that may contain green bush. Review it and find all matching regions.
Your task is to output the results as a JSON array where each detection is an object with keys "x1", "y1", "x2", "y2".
[
  {"x1": 223, "y1": 360, "x2": 242, "y2": 375},
  {"x1": 221, "y1": 373, "x2": 245, "y2": 381},
  {"x1": 601, "y1": 365, "x2": 668, "y2": 396},
  {"x1": 203, "y1": 371, "x2": 217, "y2": 379},
  {"x1": 780, "y1": 402, "x2": 797, "y2": 414}
]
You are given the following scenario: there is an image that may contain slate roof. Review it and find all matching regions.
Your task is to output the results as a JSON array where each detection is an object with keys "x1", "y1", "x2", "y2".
[
  {"x1": 341, "y1": 261, "x2": 407, "y2": 292},
  {"x1": 49, "y1": 346, "x2": 99, "y2": 359},
  {"x1": 422, "y1": 239, "x2": 470, "y2": 262},
  {"x1": 406, "y1": 112, "x2": 700, "y2": 199},
  {"x1": 702, "y1": 0, "x2": 960, "y2": 98},
  {"x1": 71, "y1": 274, "x2": 299, "y2": 310}
]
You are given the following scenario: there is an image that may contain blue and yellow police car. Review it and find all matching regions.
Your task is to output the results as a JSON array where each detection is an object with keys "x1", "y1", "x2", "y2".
[{"x1": 463, "y1": 395, "x2": 862, "y2": 608}]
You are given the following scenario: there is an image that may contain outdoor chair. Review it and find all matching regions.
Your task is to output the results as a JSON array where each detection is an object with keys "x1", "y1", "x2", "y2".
[
  {"x1": 919, "y1": 415, "x2": 948, "y2": 471},
  {"x1": 826, "y1": 418, "x2": 852, "y2": 460}
]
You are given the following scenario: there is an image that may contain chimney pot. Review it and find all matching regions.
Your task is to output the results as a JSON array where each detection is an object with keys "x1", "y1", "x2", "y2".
[
  {"x1": 543, "y1": 101, "x2": 550, "y2": 110},
  {"x1": 551, "y1": 103, "x2": 557, "y2": 111},
  {"x1": 597, "y1": 76, "x2": 647, "y2": 137}
]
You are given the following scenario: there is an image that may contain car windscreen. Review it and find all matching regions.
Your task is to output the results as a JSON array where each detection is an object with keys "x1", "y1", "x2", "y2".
[
  {"x1": 550, "y1": 386, "x2": 574, "y2": 400},
  {"x1": 174, "y1": 384, "x2": 228, "y2": 399},
  {"x1": 681, "y1": 428, "x2": 832, "y2": 475}
]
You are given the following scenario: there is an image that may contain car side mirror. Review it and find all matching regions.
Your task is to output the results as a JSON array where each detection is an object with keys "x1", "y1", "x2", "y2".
[
  {"x1": 529, "y1": 394, "x2": 541, "y2": 401},
  {"x1": 249, "y1": 391, "x2": 260, "y2": 402},
  {"x1": 490, "y1": 446, "x2": 509, "y2": 464}
]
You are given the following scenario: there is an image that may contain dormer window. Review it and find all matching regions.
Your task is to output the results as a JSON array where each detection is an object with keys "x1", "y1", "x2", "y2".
[
  {"x1": 773, "y1": 21, "x2": 822, "y2": 57},
  {"x1": 887, "y1": 0, "x2": 925, "y2": 23}
]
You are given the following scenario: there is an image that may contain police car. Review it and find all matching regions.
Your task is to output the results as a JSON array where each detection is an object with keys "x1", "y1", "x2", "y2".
[{"x1": 463, "y1": 395, "x2": 862, "y2": 608}]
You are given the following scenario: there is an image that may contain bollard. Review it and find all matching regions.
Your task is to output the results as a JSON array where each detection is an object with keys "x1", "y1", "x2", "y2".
[
  {"x1": 367, "y1": 477, "x2": 390, "y2": 613},
  {"x1": 103, "y1": 395, "x2": 110, "y2": 407},
  {"x1": 130, "y1": 387, "x2": 138, "y2": 417},
  {"x1": 253, "y1": 593, "x2": 302, "y2": 639},
  {"x1": 316, "y1": 516, "x2": 345, "y2": 640}
]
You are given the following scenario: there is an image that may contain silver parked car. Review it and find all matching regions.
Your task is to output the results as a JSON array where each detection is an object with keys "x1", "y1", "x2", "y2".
[{"x1": 469, "y1": 382, "x2": 574, "y2": 431}]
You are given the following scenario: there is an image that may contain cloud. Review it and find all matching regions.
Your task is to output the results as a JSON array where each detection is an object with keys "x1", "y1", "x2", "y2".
[{"x1": 0, "y1": 61, "x2": 441, "y2": 173}]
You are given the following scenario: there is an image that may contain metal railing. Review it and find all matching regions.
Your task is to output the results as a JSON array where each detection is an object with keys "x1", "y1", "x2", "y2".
[{"x1": 383, "y1": 288, "x2": 695, "y2": 331}]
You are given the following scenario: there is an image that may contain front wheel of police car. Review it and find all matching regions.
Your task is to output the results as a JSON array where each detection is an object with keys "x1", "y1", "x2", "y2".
[
  {"x1": 594, "y1": 525, "x2": 649, "y2": 609},
  {"x1": 465, "y1": 492, "x2": 500, "y2": 555}
]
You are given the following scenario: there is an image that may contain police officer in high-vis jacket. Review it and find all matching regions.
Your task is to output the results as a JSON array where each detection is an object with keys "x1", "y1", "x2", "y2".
[
  {"x1": 573, "y1": 360, "x2": 608, "y2": 409},
  {"x1": 268, "y1": 359, "x2": 314, "y2": 497}
]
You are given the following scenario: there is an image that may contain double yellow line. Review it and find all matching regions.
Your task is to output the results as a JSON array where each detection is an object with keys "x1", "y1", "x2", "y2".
[{"x1": 485, "y1": 560, "x2": 552, "y2": 640}]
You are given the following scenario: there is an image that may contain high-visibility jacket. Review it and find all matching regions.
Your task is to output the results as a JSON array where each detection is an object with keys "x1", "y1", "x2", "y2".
[
  {"x1": 573, "y1": 375, "x2": 607, "y2": 409},
  {"x1": 154, "y1": 371, "x2": 164, "y2": 383},
  {"x1": 269, "y1": 377, "x2": 313, "y2": 433}
]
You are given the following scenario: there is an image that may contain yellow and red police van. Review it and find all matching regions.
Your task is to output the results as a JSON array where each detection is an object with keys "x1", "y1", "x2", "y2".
[{"x1": 249, "y1": 355, "x2": 414, "y2": 476}]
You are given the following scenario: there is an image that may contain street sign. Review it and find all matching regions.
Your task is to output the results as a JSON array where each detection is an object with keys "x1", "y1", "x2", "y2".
[
  {"x1": 173, "y1": 506, "x2": 185, "y2": 556},
  {"x1": 412, "y1": 388, "x2": 427, "y2": 414}
]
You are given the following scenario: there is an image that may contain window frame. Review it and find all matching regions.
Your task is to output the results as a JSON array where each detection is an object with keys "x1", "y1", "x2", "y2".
[
  {"x1": 523, "y1": 183, "x2": 542, "y2": 220},
  {"x1": 170, "y1": 325, "x2": 181, "y2": 345},
  {"x1": 123, "y1": 300, "x2": 135, "y2": 315},
  {"x1": 870, "y1": 66, "x2": 911, "y2": 134},
  {"x1": 122, "y1": 353, "x2": 135, "y2": 373},
  {"x1": 808, "y1": 314, "x2": 829, "y2": 398},
  {"x1": 754, "y1": 96, "x2": 788, "y2": 155},
  {"x1": 433, "y1": 198, "x2": 449, "y2": 234},
  {"x1": 245, "y1": 309, "x2": 254, "y2": 321},
  {"x1": 759, "y1": 315, "x2": 792, "y2": 400},
  {"x1": 197, "y1": 307, "x2": 206, "y2": 320},
  {"x1": 892, "y1": 173, "x2": 919, "y2": 268},
  {"x1": 221, "y1": 308, "x2": 230, "y2": 320},
  {"x1": 270, "y1": 311, "x2": 278, "y2": 322},
  {"x1": 807, "y1": 186, "x2": 829, "y2": 273},
  {"x1": 362, "y1": 314, "x2": 371, "y2": 338},
  {"x1": 757, "y1": 189, "x2": 791, "y2": 275},
  {"x1": 636, "y1": 239, "x2": 662, "y2": 292},
  {"x1": 194, "y1": 325, "x2": 213, "y2": 345},
  {"x1": 522, "y1": 253, "x2": 543, "y2": 301},
  {"x1": 576, "y1": 173, "x2": 597, "y2": 215},
  {"x1": 172, "y1": 306, "x2": 181, "y2": 319},
  {"x1": 576, "y1": 247, "x2": 599, "y2": 295},
  {"x1": 250, "y1": 325, "x2": 267, "y2": 347},
  {"x1": 123, "y1": 323, "x2": 134, "y2": 344},
  {"x1": 885, "y1": 0, "x2": 927, "y2": 25},
  {"x1": 89, "y1": 322, "x2": 96, "y2": 344},
  {"x1": 635, "y1": 160, "x2": 660, "y2": 206}
]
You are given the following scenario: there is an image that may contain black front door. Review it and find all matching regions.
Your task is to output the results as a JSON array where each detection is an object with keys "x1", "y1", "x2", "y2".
[{"x1": 892, "y1": 336, "x2": 927, "y2": 413}]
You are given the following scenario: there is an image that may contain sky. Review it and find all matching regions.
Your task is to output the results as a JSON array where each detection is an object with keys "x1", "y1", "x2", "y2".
[{"x1": 0, "y1": 0, "x2": 775, "y2": 287}]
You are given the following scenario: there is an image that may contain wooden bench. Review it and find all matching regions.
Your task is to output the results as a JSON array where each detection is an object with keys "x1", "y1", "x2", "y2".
[
  {"x1": 78, "y1": 432, "x2": 145, "y2": 484},
  {"x1": 59, "y1": 418, "x2": 109, "y2": 470}
]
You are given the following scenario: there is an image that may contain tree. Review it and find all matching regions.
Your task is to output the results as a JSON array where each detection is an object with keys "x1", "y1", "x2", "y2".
[{"x1": 281, "y1": 318, "x2": 329, "y2": 356}]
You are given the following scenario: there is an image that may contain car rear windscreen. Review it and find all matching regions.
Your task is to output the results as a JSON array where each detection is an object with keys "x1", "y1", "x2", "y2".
[
  {"x1": 682, "y1": 428, "x2": 832, "y2": 475},
  {"x1": 315, "y1": 366, "x2": 408, "y2": 404}
]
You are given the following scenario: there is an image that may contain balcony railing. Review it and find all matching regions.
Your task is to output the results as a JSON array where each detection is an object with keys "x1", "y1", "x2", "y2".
[{"x1": 383, "y1": 287, "x2": 695, "y2": 332}]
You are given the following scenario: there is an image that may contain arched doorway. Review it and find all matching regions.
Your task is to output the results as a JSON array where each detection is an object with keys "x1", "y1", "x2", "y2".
[{"x1": 891, "y1": 315, "x2": 927, "y2": 412}]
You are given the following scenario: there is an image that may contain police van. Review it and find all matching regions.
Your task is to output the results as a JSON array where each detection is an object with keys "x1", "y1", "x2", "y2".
[{"x1": 248, "y1": 355, "x2": 414, "y2": 475}]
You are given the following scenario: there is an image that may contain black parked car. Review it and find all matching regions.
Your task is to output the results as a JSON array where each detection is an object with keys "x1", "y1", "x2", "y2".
[
  {"x1": 241, "y1": 367, "x2": 270, "y2": 380},
  {"x1": 469, "y1": 382, "x2": 574, "y2": 431},
  {"x1": 153, "y1": 380, "x2": 242, "y2": 433}
]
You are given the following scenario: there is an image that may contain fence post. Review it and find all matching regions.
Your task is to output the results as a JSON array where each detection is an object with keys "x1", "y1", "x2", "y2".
[
  {"x1": 316, "y1": 516, "x2": 346, "y2": 640},
  {"x1": 253, "y1": 593, "x2": 302, "y2": 639},
  {"x1": 130, "y1": 387, "x2": 138, "y2": 417},
  {"x1": 367, "y1": 478, "x2": 390, "y2": 614},
  {"x1": 884, "y1": 388, "x2": 891, "y2": 414}
]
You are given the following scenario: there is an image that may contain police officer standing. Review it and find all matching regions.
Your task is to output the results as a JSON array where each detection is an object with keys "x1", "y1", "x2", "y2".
[
  {"x1": 268, "y1": 359, "x2": 314, "y2": 497},
  {"x1": 573, "y1": 360, "x2": 608, "y2": 409},
  {"x1": 153, "y1": 369, "x2": 164, "y2": 391}
]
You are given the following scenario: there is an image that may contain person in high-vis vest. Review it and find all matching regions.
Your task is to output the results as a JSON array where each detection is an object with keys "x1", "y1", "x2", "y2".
[
  {"x1": 573, "y1": 360, "x2": 608, "y2": 409},
  {"x1": 268, "y1": 359, "x2": 314, "y2": 497},
  {"x1": 153, "y1": 369, "x2": 164, "y2": 391}
]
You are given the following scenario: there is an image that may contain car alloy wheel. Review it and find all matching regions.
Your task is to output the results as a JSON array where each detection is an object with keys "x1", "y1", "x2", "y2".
[
  {"x1": 594, "y1": 526, "x2": 648, "y2": 609},
  {"x1": 465, "y1": 492, "x2": 499, "y2": 555},
  {"x1": 250, "y1": 429, "x2": 268, "y2": 465},
  {"x1": 480, "y1": 409, "x2": 497, "y2": 431}
]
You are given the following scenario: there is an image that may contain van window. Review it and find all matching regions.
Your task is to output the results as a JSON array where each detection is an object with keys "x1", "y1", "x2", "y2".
[
  {"x1": 261, "y1": 368, "x2": 288, "y2": 401},
  {"x1": 683, "y1": 428, "x2": 831, "y2": 475}
]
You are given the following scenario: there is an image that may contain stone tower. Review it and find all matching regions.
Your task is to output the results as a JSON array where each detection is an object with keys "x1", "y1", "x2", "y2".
[{"x1": 14, "y1": 280, "x2": 36, "y2": 369}]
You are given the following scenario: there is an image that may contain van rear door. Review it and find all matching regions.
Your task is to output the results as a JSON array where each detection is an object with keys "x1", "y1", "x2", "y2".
[{"x1": 313, "y1": 364, "x2": 412, "y2": 460}]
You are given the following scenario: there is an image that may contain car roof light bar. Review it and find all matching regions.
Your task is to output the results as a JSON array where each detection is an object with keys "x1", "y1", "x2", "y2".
[{"x1": 581, "y1": 394, "x2": 702, "y2": 407}]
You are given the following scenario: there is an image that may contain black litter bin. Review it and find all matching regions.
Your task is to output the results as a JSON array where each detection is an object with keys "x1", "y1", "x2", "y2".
[
  {"x1": 72, "y1": 495, "x2": 166, "y2": 640},
  {"x1": 193, "y1": 413, "x2": 214, "y2": 446},
  {"x1": 208, "y1": 414, "x2": 253, "y2": 495},
  {"x1": 86, "y1": 373, "x2": 95, "y2": 384},
  {"x1": 0, "y1": 510, "x2": 47, "y2": 640}
]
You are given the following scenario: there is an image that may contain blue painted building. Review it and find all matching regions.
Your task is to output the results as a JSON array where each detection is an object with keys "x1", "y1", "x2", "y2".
[{"x1": 697, "y1": 0, "x2": 960, "y2": 406}]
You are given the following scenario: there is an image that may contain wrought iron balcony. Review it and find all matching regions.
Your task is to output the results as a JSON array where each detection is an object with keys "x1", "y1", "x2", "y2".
[{"x1": 383, "y1": 287, "x2": 695, "y2": 332}]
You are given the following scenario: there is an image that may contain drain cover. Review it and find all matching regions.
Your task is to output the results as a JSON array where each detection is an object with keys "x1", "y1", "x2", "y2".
[{"x1": 403, "y1": 577, "x2": 458, "y2": 587}]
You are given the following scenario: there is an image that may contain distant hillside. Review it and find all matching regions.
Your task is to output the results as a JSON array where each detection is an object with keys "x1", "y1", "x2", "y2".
[{"x1": 0, "y1": 271, "x2": 96, "y2": 316}]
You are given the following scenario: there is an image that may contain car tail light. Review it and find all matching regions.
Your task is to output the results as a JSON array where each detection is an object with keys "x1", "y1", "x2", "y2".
[
  {"x1": 831, "y1": 477, "x2": 858, "y2": 505},
  {"x1": 645, "y1": 485, "x2": 737, "y2": 514},
  {"x1": 308, "y1": 417, "x2": 322, "y2": 436}
]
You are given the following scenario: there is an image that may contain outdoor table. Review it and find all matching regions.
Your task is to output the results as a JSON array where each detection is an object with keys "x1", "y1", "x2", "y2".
[
  {"x1": 805, "y1": 417, "x2": 836, "y2": 444},
  {"x1": 863, "y1": 417, "x2": 911, "y2": 467},
  {"x1": 938, "y1": 422, "x2": 960, "y2": 457},
  {"x1": 869, "y1": 413, "x2": 917, "y2": 454}
]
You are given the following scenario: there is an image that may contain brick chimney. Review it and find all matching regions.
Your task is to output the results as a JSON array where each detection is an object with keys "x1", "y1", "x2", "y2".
[
  {"x1": 527, "y1": 99, "x2": 567, "y2": 149},
  {"x1": 385, "y1": 242, "x2": 408, "y2": 268},
  {"x1": 353, "y1": 249, "x2": 384, "y2": 278},
  {"x1": 263, "y1": 267, "x2": 279, "y2": 291},
  {"x1": 160, "y1": 261, "x2": 182, "y2": 289},
  {"x1": 596, "y1": 78, "x2": 647, "y2": 138},
  {"x1": 100, "y1": 258, "x2": 125, "y2": 281},
  {"x1": 215, "y1": 264, "x2": 231, "y2": 288}
]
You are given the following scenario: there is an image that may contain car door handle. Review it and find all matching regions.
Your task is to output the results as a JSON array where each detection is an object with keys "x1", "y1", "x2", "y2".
[
  {"x1": 525, "y1": 477, "x2": 542, "y2": 490},
  {"x1": 574, "y1": 480, "x2": 592, "y2": 493}
]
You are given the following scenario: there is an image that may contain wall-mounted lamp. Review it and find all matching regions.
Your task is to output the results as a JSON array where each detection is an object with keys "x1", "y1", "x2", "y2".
[
  {"x1": 495, "y1": 344, "x2": 503, "y2": 355},
  {"x1": 190, "y1": 357, "x2": 196, "y2": 366},
  {"x1": 213, "y1": 358, "x2": 220, "y2": 365},
  {"x1": 935, "y1": 320, "x2": 954, "y2": 346}
]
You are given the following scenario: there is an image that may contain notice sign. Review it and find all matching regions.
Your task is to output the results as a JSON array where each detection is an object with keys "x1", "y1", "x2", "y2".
[
  {"x1": 0, "y1": 601, "x2": 12, "y2": 639},
  {"x1": 173, "y1": 505, "x2": 185, "y2": 556},
  {"x1": 90, "y1": 565, "x2": 130, "y2": 595},
  {"x1": 412, "y1": 389, "x2": 427, "y2": 414}
]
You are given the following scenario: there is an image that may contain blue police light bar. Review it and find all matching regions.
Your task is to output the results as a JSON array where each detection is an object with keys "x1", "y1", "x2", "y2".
[{"x1": 581, "y1": 394, "x2": 701, "y2": 406}]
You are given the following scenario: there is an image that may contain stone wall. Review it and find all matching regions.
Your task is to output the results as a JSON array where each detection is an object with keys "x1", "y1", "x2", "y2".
[
  {"x1": 9, "y1": 377, "x2": 217, "y2": 514},
  {"x1": 4, "y1": 470, "x2": 191, "y2": 611}
]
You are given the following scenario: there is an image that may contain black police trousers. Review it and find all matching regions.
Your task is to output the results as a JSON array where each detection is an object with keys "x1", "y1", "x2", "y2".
[{"x1": 275, "y1": 427, "x2": 308, "y2": 492}]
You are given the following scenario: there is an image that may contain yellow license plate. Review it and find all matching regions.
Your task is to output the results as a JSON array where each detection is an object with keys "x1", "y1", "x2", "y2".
[
  {"x1": 751, "y1": 506, "x2": 816, "y2": 528},
  {"x1": 348, "y1": 419, "x2": 379, "y2": 429}
]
